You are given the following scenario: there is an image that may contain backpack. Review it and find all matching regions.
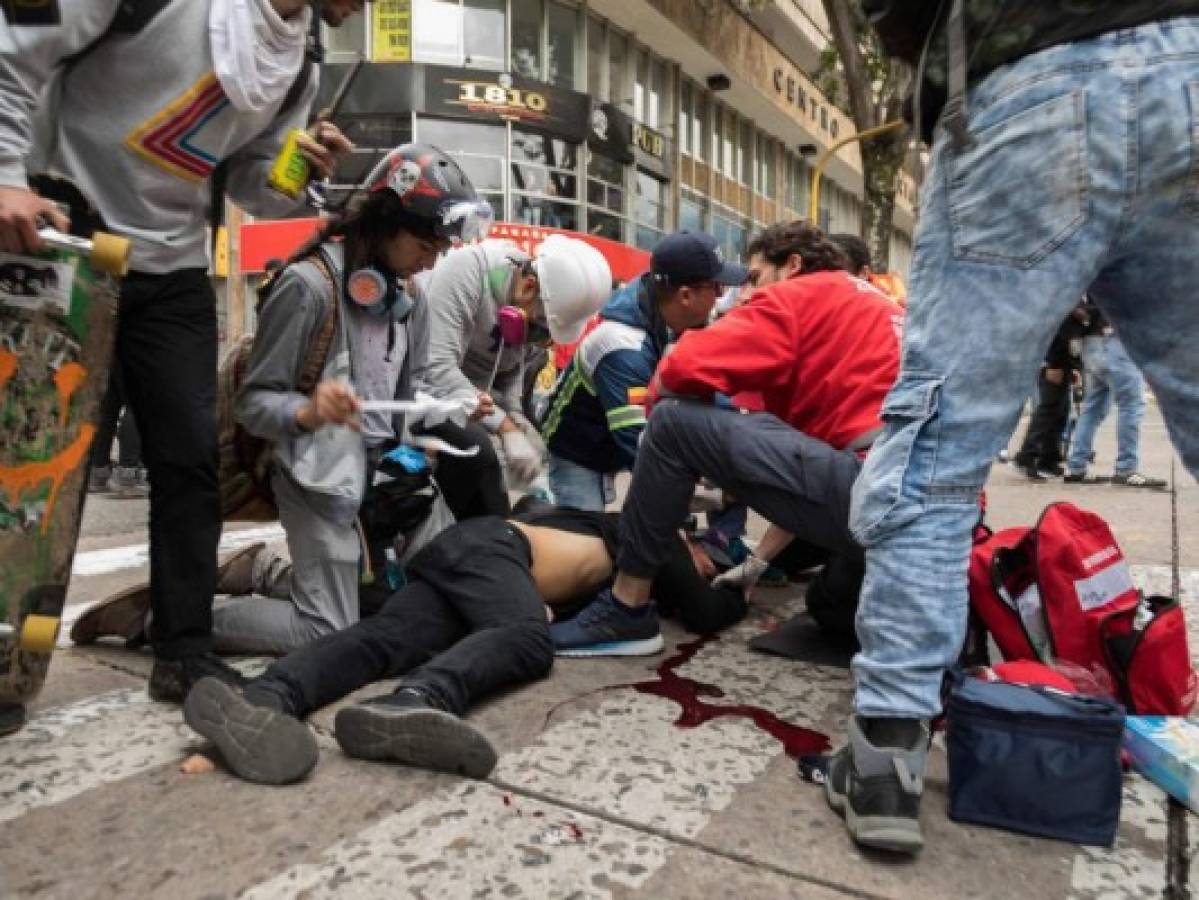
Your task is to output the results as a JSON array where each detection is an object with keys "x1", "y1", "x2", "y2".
[
  {"x1": 217, "y1": 251, "x2": 339, "y2": 521},
  {"x1": 968, "y1": 501, "x2": 1196, "y2": 716}
]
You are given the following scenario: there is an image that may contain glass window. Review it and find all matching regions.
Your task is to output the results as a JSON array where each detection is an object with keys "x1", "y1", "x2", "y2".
[
  {"x1": 416, "y1": 117, "x2": 505, "y2": 216},
  {"x1": 413, "y1": 0, "x2": 462, "y2": 64},
  {"x1": 511, "y1": 0, "x2": 542, "y2": 79},
  {"x1": 607, "y1": 29, "x2": 627, "y2": 105},
  {"x1": 723, "y1": 109, "x2": 736, "y2": 180},
  {"x1": 679, "y1": 80, "x2": 691, "y2": 156},
  {"x1": 587, "y1": 209, "x2": 623, "y2": 242},
  {"x1": 514, "y1": 197, "x2": 578, "y2": 230},
  {"x1": 709, "y1": 105, "x2": 721, "y2": 174},
  {"x1": 587, "y1": 15, "x2": 605, "y2": 99},
  {"x1": 634, "y1": 170, "x2": 667, "y2": 252},
  {"x1": 587, "y1": 150, "x2": 624, "y2": 212},
  {"x1": 763, "y1": 138, "x2": 776, "y2": 197},
  {"x1": 325, "y1": 10, "x2": 367, "y2": 59},
  {"x1": 546, "y1": 2, "x2": 577, "y2": 89},
  {"x1": 633, "y1": 51, "x2": 648, "y2": 124},
  {"x1": 712, "y1": 207, "x2": 746, "y2": 262},
  {"x1": 679, "y1": 194, "x2": 704, "y2": 232},
  {"x1": 740, "y1": 120, "x2": 753, "y2": 186},
  {"x1": 692, "y1": 91, "x2": 706, "y2": 163},
  {"x1": 512, "y1": 127, "x2": 580, "y2": 228},
  {"x1": 649, "y1": 58, "x2": 666, "y2": 130},
  {"x1": 463, "y1": 0, "x2": 504, "y2": 70}
]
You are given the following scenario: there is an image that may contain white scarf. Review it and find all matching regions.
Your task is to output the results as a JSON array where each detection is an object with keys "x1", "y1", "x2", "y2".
[{"x1": 209, "y1": 0, "x2": 311, "y2": 113}]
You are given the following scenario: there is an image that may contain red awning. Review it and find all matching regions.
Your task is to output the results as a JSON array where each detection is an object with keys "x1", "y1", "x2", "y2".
[{"x1": 238, "y1": 219, "x2": 651, "y2": 282}]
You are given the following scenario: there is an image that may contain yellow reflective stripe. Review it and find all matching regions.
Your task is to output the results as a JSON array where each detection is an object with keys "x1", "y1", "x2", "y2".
[
  {"x1": 542, "y1": 367, "x2": 584, "y2": 443},
  {"x1": 606, "y1": 404, "x2": 647, "y2": 430}
]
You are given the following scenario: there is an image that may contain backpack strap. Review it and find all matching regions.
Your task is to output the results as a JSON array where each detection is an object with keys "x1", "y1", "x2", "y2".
[{"x1": 296, "y1": 248, "x2": 340, "y2": 395}]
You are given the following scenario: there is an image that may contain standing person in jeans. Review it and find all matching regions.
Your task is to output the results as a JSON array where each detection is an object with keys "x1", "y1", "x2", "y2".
[
  {"x1": 180, "y1": 507, "x2": 747, "y2": 785},
  {"x1": 88, "y1": 368, "x2": 147, "y2": 499},
  {"x1": 1065, "y1": 302, "x2": 1167, "y2": 488},
  {"x1": 0, "y1": 0, "x2": 362, "y2": 701},
  {"x1": 552, "y1": 222, "x2": 900, "y2": 657},
  {"x1": 1011, "y1": 306, "x2": 1087, "y2": 479},
  {"x1": 541, "y1": 231, "x2": 747, "y2": 511},
  {"x1": 838, "y1": 4, "x2": 1199, "y2": 855}
]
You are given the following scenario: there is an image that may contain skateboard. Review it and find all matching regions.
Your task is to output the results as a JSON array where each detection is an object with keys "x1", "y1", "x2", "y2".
[{"x1": 0, "y1": 179, "x2": 128, "y2": 734}]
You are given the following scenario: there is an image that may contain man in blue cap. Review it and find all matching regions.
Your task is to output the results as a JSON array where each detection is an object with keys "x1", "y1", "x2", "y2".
[{"x1": 541, "y1": 231, "x2": 747, "y2": 512}]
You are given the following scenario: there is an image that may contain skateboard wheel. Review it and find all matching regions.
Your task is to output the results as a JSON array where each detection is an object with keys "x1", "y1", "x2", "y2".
[
  {"x1": 90, "y1": 231, "x2": 130, "y2": 277},
  {"x1": 19, "y1": 615, "x2": 60, "y2": 653}
]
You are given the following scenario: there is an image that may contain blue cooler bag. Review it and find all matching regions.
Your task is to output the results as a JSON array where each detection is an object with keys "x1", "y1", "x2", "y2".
[{"x1": 946, "y1": 675, "x2": 1125, "y2": 846}]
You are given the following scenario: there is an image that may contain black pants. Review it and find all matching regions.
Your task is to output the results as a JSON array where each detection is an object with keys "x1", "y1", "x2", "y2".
[
  {"x1": 619, "y1": 401, "x2": 865, "y2": 622},
  {"x1": 427, "y1": 420, "x2": 511, "y2": 520},
  {"x1": 117, "y1": 269, "x2": 221, "y2": 658},
  {"x1": 91, "y1": 362, "x2": 141, "y2": 468},
  {"x1": 246, "y1": 517, "x2": 553, "y2": 718},
  {"x1": 1016, "y1": 368, "x2": 1072, "y2": 470}
]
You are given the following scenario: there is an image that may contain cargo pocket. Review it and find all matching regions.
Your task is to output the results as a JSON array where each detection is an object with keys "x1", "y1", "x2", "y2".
[
  {"x1": 850, "y1": 373, "x2": 942, "y2": 546},
  {"x1": 947, "y1": 91, "x2": 1087, "y2": 267}
]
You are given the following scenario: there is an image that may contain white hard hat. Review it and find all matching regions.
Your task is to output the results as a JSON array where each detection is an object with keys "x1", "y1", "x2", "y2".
[{"x1": 532, "y1": 235, "x2": 612, "y2": 344}]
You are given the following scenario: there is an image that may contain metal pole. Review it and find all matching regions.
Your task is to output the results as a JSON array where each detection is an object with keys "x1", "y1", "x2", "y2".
[{"x1": 807, "y1": 120, "x2": 905, "y2": 224}]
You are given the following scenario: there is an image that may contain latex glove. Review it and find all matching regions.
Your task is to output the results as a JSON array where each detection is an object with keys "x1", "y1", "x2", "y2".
[
  {"x1": 408, "y1": 391, "x2": 469, "y2": 430},
  {"x1": 711, "y1": 554, "x2": 770, "y2": 599},
  {"x1": 510, "y1": 411, "x2": 547, "y2": 458},
  {"x1": 501, "y1": 428, "x2": 542, "y2": 487}
]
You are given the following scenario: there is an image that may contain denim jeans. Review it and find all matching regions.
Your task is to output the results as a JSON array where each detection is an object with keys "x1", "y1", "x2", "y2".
[
  {"x1": 850, "y1": 19, "x2": 1199, "y2": 719},
  {"x1": 1066, "y1": 335, "x2": 1148, "y2": 475},
  {"x1": 548, "y1": 452, "x2": 614, "y2": 511}
]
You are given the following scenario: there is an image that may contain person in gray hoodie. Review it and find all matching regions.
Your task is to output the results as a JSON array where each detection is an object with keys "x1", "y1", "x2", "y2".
[
  {"x1": 0, "y1": 0, "x2": 361, "y2": 702},
  {"x1": 414, "y1": 236, "x2": 611, "y2": 518}
]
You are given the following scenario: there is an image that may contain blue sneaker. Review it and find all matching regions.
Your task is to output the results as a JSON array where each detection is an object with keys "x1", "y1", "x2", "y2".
[{"x1": 550, "y1": 589, "x2": 664, "y2": 657}]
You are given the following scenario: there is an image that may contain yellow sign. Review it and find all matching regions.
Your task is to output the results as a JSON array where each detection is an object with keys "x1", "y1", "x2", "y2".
[
  {"x1": 372, "y1": 0, "x2": 411, "y2": 63},
  {"x1": 212, "y1": 226, "x2": 229, "y2": 278},
  {"x1": 632, "y1": 124, "x2": 665, "y2": 159}
]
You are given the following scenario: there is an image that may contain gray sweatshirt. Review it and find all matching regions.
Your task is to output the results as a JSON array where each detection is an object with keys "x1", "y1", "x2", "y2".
[
  {"x1": 236, "y1": 242, "x2": 425, "y2": 518},
  {"x1": 1, "y1": 0, "x2": 314, "y2": 272},
  {"x1": 414, "y1": 240, "x2": 541, "y2": 426}
]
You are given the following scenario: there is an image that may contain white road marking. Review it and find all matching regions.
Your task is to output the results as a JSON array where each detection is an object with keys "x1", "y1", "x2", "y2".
[
  {"x1": 1, "y1": 659, "x2": 273, "y2": 823},
  {"x1": 69, "y1": 525, "x2": 285, "y2": 577}
]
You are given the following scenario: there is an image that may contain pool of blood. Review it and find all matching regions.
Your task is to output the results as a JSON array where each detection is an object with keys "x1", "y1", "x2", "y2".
[{"x1": 632, "y1": 636, "x2": 830, "y2": 758}]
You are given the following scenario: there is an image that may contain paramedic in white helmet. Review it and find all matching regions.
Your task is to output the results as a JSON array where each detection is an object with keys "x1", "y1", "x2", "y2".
[{"x1": 414, "y1": 235, "x2": 611, "y2": 519}]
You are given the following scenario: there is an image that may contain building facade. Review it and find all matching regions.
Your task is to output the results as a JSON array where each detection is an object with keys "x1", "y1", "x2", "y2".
[{"x1": 313, "y1": 0, "x2": 916, "y2": 271}]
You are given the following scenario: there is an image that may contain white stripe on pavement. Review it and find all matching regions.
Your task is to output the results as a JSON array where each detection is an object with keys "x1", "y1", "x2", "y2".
[{"x1": 70, "y1": 525, "x2": 285, "y2": 577}]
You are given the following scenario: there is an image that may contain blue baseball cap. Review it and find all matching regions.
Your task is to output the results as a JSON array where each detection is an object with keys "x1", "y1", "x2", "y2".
[{"x1": 650, "y1": 231, "x2": 748, "y2": 287}]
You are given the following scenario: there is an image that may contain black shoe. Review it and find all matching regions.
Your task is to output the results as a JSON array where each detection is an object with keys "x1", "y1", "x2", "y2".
[
  {"x1": 334, "y1": 688, "x2": 498, "y2": 779},
  {"x1": 825, "y1": 715, "x2": 928, "y2": 854},
  {"x1": 0, "y1": 702, "x2": 26, "y2": 736},
  {"x1": 183, "y1": 677, "x2": 318, "y2": 784},
  {"x1": 1017, "y1": 464, "x2": 1049, "y2": 481},
  {"x1": 148, "y1": 652, "x2": 248, "y2": 704}
]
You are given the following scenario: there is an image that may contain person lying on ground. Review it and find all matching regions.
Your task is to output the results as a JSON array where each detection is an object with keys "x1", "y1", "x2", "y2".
[
  {"x1": 180, "y1": 506, "x2": 746, "y2": 785},
  {"x1": 550, "y1": 221, "x2": 903, "y2": 657}
]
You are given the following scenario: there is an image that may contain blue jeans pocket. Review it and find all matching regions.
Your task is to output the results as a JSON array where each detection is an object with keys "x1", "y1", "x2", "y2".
[
  {"x1": 850, "y1": 373, "x2": 943, "y2": 546},
  {"x1": 947, "y1": 91, "x2": 1088, "y2": 267}
]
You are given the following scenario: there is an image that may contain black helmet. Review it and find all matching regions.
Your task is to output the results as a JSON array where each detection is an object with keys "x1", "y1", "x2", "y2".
[{"x1": 363, "y1": 143, "x2": 493, "y2": 245}]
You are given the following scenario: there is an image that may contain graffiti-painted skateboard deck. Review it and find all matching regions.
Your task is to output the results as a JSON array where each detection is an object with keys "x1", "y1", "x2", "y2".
[{"x1": 0, "y1": 193, "x2": 128, "y2": 733}]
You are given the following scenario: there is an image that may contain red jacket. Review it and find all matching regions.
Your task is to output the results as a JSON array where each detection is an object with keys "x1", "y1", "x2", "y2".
[{"x1": 654, "y1": 270, "x2": 903, "y2": 450}]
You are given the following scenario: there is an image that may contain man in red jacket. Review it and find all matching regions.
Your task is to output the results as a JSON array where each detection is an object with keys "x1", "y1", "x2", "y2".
[{"x1": 550, "y1": 221, "x2": 903, "y2": 656}]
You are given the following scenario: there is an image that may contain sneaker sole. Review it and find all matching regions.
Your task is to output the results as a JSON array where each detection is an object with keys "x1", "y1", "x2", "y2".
[
  {"x1": 334, "y1": 705, "x2": 497, "y2": 779},
  {"x1": 554, "y1": 634, "x2": 665, "y2": 658},
  {"x1": 182, "y1": 678, "x2": 318, "y2": 785},
  {"x1": 825, "y1": 771, "x2": 923, "y2": 855}
]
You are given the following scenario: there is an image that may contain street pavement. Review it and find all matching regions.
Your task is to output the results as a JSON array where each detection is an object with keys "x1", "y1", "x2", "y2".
[{"x1": 1, "y1": 406, "x2": 1195, "y2": 899}]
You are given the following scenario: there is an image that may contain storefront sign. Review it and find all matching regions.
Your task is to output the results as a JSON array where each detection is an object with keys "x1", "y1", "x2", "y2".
[
  {"x1": 588, "y1": 102, "x2": 634, "y2": 164},
  {"x1": 772, "y1": 68, "x2": 841, "y2": 141},
  {"x1": 371, "y1": 0, "x2": 411, "y2": 63},
  {"x1": 424, "y1": 67, "x2": 590, "y2": 141},
  {"x1": 239, "y1": 219, "x2": 650, "y2": 283},
  {"x1": 632, "y1": 123, "x2": 665, "y2": 160}
]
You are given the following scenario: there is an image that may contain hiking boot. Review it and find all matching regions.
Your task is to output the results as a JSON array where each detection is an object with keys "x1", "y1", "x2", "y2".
[
  {"x1": 334, "y1": 688, "x2": 498, "y2": 779},
  {"x1": 88, "y1": 465, "x2": 112, "y2": 494},
  {"x1": 183, "y1": 677, "x2": 318, "y2": 784},
  {"x1": 1113, "y1": 472, "x2": 1167, "y2": 489},
  {"x1": 549, "y1": 588, "x2": 664, "y2": 657},
  {"x1": 106, "y1": 465, "x2": 149, "y2": 499},
  {"x1": 70, "y1": 582, "x2": 150, "y2": 646},
  {"x1": 214, "y1": 542, "x2": 267, "y2": 596},
  {"x1": 825, "y1": 715, "x2": 929, "y2": 855},
  {"x1": 148, "y1": 652, "x2": 248, "y2": 704}
]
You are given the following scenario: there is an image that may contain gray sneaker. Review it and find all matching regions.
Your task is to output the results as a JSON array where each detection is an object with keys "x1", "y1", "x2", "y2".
[
  {"x1": 106, "y1": 465, "x2": 149, "y2": 498},
  {"x1": 88, "y1": 464, "x2": 112, "y2": 494},
  {"x1": 825, "y1": 715, "x2": 929, "y2": 854}
]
